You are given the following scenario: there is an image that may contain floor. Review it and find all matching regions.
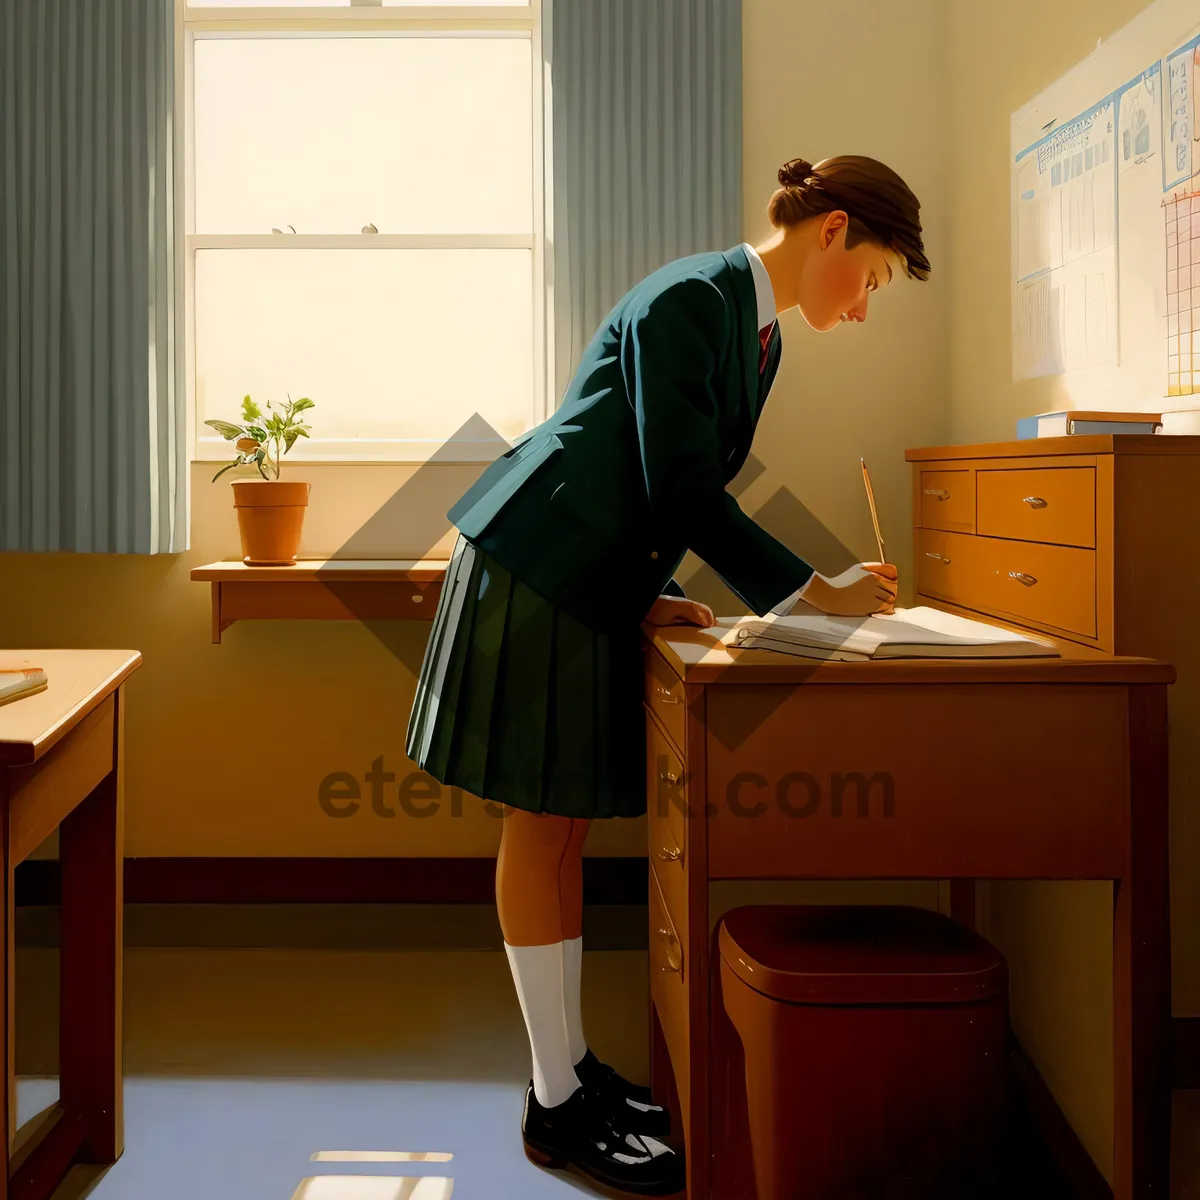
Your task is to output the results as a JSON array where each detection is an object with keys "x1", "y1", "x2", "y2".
[
  {"x1": 16, "y1": 938, "x2": 651, "y2": 1200},
  {"x1": 9, "y1": 907, "x2": 1200, "y2": 1199}
]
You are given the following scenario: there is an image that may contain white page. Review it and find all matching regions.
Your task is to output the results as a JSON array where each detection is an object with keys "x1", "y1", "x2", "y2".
[
  {"x1": 722, "y1": 606, "x2": 1054, "y2": 652},
  {"x1": 871, "y1": 605, "x2": 1056, "y2": 644}
]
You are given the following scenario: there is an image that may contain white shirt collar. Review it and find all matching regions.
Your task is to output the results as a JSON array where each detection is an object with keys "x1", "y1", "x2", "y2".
[{"x1": 741, "y1": 242, "x2": 777, "y2": 330}]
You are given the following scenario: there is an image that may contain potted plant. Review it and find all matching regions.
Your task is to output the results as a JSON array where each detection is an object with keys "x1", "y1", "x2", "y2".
[{"x1": 206, "y1": 393, "x2": 315, "y2": 566}]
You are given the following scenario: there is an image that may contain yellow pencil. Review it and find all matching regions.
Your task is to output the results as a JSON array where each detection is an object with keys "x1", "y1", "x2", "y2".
[{"x1": 860, "y1": 457, "x2": 885, "y2": 565}]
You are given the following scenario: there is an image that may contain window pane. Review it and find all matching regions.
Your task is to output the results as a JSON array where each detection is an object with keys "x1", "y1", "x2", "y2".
[
  {"x1": 195, "y1": 249, "x2": 534, "y2": 444},
  {"x1": 193, "y1": 37, "x2": 533, "y2": 233},
  {"x1": 188, "y1": 1, "x2": 351, "y2": 6},
  {"x1": 188, "y1": 1, "x2": 527, "y2": 5}
]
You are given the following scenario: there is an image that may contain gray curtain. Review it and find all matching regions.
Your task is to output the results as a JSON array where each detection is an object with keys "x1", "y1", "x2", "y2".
[
  {"x1": 548, "y1": 0, "x2": 743, "y2": 401},
  {"x1": 1, "y1": 0, "x2": 184, "y2": 554}
]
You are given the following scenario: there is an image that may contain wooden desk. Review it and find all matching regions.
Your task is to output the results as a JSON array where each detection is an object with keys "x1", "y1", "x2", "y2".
[
  {"x1": 0, "y1": 650, "x2": 141, "y2": 1200},
  {"x1": 639, "y1": 623, "x2": 1172, "y2": 1200},
  {"x1": 190, "y1": 559, "x2": 448, "y2": 642}
]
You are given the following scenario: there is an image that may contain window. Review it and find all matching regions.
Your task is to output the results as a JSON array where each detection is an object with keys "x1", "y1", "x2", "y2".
[{"x1": 180, "y1": 1, "x2": 548, "y2": 463}]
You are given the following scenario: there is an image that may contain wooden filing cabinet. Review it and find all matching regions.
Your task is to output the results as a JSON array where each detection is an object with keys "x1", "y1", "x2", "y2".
[{"x1": 907, "y1": 433, "x2": 1200, "y2": 1015}]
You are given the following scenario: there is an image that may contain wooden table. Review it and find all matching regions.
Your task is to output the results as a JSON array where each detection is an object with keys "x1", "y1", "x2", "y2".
[
  {"x1": 640, "y1": 621, "x2": 1172, "y2": 1199},
  {"x1": 0, "y1": 650, "x2": 141, "y2": 1200},
  {"x1": 190, "y1": 560, "x2": 447, "y2": 642}
]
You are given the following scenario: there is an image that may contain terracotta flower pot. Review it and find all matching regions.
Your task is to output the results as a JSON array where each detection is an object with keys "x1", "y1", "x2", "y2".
[{"x1": 231, "y1": 479, "x2": 311, "y2": 566}]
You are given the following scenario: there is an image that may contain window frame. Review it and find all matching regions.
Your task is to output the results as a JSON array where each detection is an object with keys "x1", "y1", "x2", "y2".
[{"x1": 176, "y1": 0, "x2": 552, "y2": 465}]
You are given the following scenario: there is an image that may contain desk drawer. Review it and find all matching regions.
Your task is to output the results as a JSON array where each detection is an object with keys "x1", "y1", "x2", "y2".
[
  {"x1": 645, "y1": 648, "x2": 685, "y2": 757},
  {"x1": 919, "y1": 469, "x2": 974, "y2": 533},
  {"x1": 705, "y1": 682, "x2": 1126, "y2": 880},
  {"x1": 646, "y1": 712, "x2": 688, "y2": 927},
  {"x1": 649, "y1": 863, "x2": 689, "y2": 1129},
  {"x1": 917, "y1": 529, "x2": 1096, "y2": 639},
  {"x1": 977, "y1": 467, "x2": 1095, "y2": 548}
]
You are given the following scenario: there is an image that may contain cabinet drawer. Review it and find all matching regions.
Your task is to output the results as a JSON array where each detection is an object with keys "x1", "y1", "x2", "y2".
[
  {"x1": 649, "y1": 863, "x2": 689, "y2": 1129},
  {"x1": 977, "y1": 467, "x2": 1095, "y2": 548},
  {"x1": 916, "y1": 529, "x2": 984, "y2": 609},
  {"x1": 919, "y1": 469, "x2": 974, "y2": 533},
  {"x1": 917, "y1": 529, "x2": 1096, "y2": 639},
  {"x1": 646, "y1": 713, "x2": 688, "y2": 926},
  {"x1": 645, "y1": 648, "x2": 685, "y2": 757}
]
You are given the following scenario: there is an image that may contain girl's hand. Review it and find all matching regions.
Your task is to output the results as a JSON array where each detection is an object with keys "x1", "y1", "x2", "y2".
[
  {"x1": 644, "y1": 595, "x2": 715, "y2": 627},
  {"x1": 801, "y1": 562, "x2": 897, "y2": 616}
]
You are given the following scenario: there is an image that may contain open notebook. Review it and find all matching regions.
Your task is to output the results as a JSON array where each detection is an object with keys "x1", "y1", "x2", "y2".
[{"x1": 723, "y1": 605, "x2": 1060, "y2": 660}]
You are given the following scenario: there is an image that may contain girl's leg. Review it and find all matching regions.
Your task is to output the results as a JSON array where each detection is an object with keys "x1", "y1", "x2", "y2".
[
  {"x1": 559, "y1": 818, "x2": 591, "y2": 1064},
  {"x1": 496, "y1": 806, "x2": 581, "y2": 1109},
  {"x1": 557, "y1": 817, "x2": 669, "y2": 1122}
]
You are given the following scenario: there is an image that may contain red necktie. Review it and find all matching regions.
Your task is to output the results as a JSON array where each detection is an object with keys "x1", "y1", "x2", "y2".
[{"x1": 758, "y1": 320, "x2": 776, "y2": 374}]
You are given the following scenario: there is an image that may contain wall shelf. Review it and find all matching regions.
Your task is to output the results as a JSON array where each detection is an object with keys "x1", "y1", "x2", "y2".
[{"x1": 190, "y1": 559, "x2": 448, "y2": 643}]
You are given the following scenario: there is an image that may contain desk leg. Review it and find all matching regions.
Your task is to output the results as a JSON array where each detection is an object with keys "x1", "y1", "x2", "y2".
[
  {"x1": 0, "y1": 798, "x2": 10, "y2": 1200},
  {"x1": 949, "y1": 880, "x2": 976, "y2": 930},
  {"x1": 649, "y1": 1004, "x2": 682, "y2": 1135},
  {"x1": 59, "y1": 689, "x2": 124, "y2": 1164},
  {"x1": 650, "y1": 1004, "x2": 669, "y2": 1110},
  {"x1": 1113, "y1": 685, "x2": 1171, "y2": 1198}
]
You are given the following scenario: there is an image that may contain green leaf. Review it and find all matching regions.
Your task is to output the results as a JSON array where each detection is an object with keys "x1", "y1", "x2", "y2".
[
  {"x1": 246, "y1": 425, "x2": 268, "y2": 442},
  {"x1": 291, "y1": 398, "x2": 315, "y2": 413},
  {"x1": 205, "y1": 419, "x2": 246, "y2": 441},
  {"x1": 242, "y1": 394, "x2": 263, "y2": 421},
  {"x1": 284, "y1": 427, "x2": 302, "y2": 453}
]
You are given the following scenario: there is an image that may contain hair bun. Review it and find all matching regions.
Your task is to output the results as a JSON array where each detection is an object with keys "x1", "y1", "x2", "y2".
[{"x1": 778, "y1": 158, "x2": 814, "y2": 188}]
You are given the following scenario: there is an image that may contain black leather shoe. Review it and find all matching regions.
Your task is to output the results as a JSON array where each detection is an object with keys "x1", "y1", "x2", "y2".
[
  {"x1": 573, "y1": 1047, "x2": 672, "y2": 1137},
  {"x1": 522, "y1": 1081, "x2": 685, "y2": 1197}
]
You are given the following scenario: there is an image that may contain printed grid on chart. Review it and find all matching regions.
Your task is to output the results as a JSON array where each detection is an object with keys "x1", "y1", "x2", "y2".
[{"x1": 1166, "y1": 190, "x2": 1200, "y2": 396}]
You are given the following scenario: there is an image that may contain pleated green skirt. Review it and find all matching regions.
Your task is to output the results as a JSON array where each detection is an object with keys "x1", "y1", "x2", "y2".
[{"x1": 405, "y1": 532, "x2": 647, "y2": 819}]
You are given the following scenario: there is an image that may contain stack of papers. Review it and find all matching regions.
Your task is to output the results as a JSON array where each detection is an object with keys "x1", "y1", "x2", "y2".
[{"x1": 723, "y1": 606, "x2": 1060, "y2": 661}]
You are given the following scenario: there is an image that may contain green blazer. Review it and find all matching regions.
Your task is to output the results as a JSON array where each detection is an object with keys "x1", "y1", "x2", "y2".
[{"x1": 447, "y1": 244, "x2": 816, "y2": 633}]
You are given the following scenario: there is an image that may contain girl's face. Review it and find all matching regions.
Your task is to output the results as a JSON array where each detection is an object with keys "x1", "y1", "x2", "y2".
[{"x1": 795, "y1": 213, "x2": 899, "y2": 332}]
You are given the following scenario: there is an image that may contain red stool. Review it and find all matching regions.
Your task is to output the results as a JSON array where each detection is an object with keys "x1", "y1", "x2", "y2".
[{"x1": 718, "y1": 904, "x2": 1009, "y2": 1199}]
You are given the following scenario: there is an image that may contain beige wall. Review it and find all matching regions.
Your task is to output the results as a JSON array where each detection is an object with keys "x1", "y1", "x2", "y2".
[{"x1": 948, "y1": 0, "x2": 1155, "y2": 441}]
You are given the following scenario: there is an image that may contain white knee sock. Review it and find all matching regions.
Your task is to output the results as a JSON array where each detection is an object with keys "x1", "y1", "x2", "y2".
[
  {"x1": 562, "y1": 935, "x2": 587, "y2": 1065},
  {"x1": 504, "y1": 940, "x2": 581, "y2": 1109}
]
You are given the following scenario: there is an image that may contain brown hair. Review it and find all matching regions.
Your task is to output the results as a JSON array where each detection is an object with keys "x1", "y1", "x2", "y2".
[{"x1": 767, "y1": 156, "x2": 930, "y2": 281}]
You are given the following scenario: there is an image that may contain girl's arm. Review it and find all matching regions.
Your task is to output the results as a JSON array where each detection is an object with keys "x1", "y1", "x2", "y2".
[{"x1": 623, "y1": 278, "x2": 815, "y2": 617}]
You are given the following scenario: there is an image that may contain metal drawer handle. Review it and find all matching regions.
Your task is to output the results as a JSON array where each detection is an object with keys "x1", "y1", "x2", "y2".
[
  {"x1": 1022, "y1": 496, "x2": 1048, "y2": 508},
  {"x1": 656, "y1": 843, "x2": 682, "y2": 863},
  {"x1": 925, "y1": 552, "x2": 951, "y2": 564},
  {"x1": 654, "y1": 683, "x2": 680, "y2": 705},
  {"x1": 658, "y1": 928, "x2": 683, "y2": 974},
  {"x1": 924, "y1": 488, "x2": 950, "y2": 500},
  {"x1": 1009, "y1": 571, "x2": 1038, "y2": 586},
  {"x1": 658, "y1": 769, "x2": 681, "y2": 785}
]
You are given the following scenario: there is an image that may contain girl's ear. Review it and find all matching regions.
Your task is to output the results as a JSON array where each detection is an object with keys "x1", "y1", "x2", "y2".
[{"x1": 817, "y1": 210, "x2": 849, "y2": 251}]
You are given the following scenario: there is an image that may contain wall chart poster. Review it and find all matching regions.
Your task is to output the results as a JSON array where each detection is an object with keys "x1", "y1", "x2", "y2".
[{"x1": 1014, "y1": 101, "x2": 1119, "y2": 380}]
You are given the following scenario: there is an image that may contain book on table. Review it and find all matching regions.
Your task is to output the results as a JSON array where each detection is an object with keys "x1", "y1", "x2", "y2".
[
  {"x1": 0, "y1": 665, "x2": 48, "y2": 707},
  {"x1": 1016, "y1": 410, "x2": 1162, "y2": 438},
  {"x1": 720, "y1": 606, "x2": 1060, "y2": 661}
]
